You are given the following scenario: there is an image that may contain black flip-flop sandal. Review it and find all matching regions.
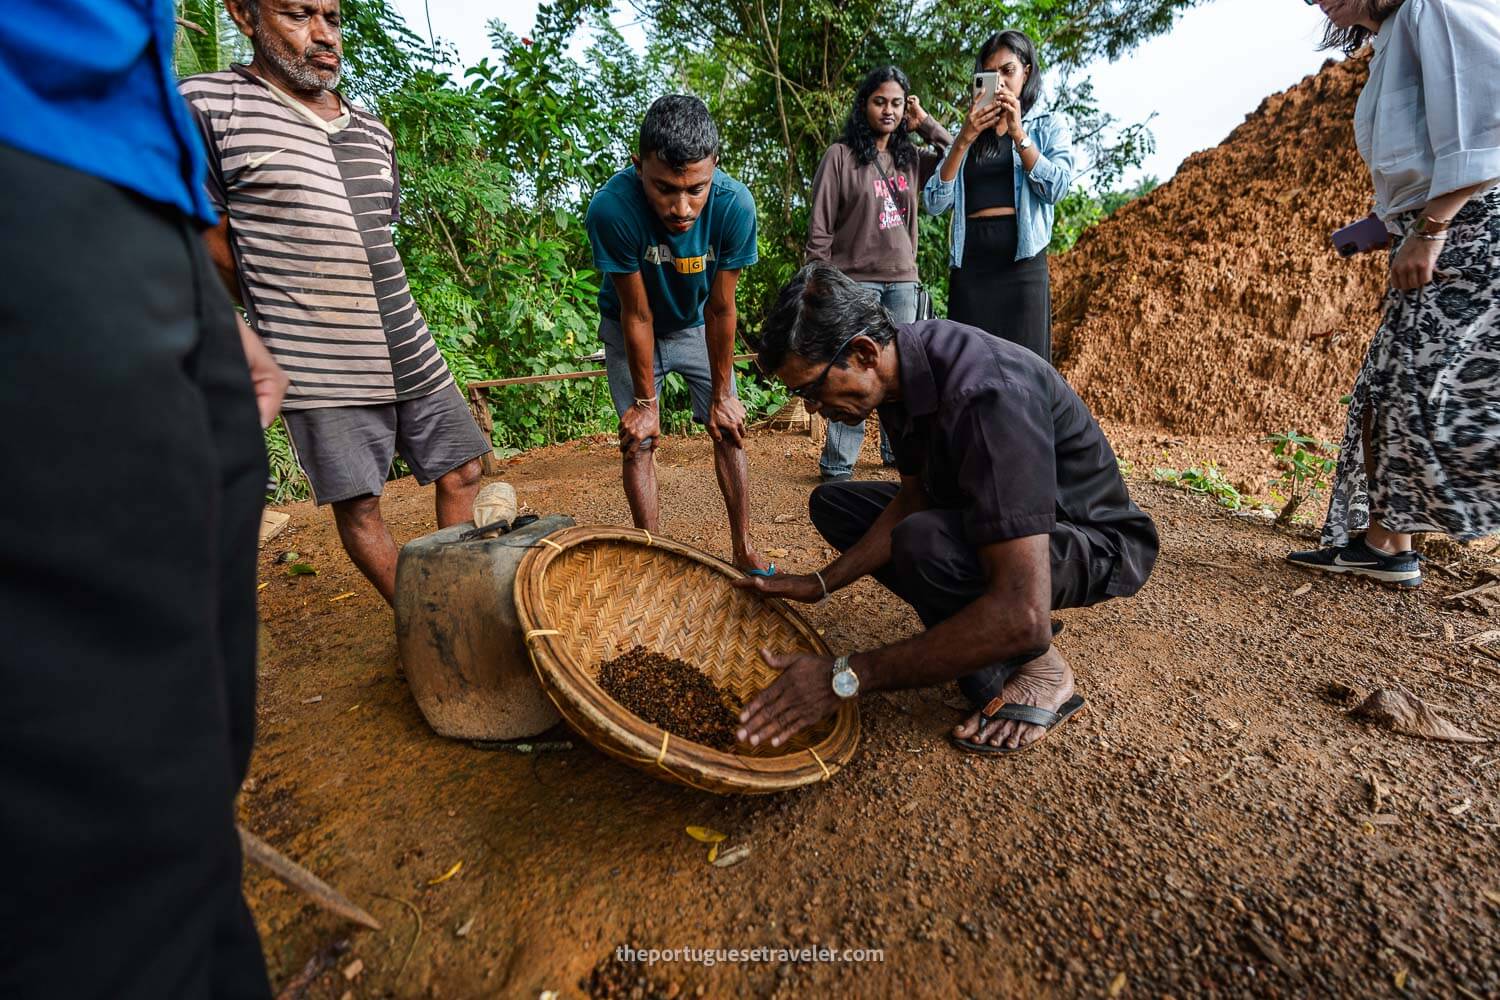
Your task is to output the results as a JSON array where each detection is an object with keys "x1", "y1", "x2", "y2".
[{"x1": 950, "y1": 694, "x2": 1087, "y2": 756}]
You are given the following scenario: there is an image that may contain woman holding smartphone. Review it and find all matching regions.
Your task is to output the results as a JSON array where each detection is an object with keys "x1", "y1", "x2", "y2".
[
  {"x1": 923, "y1": 30, "x2": 1074, "y2": 362},
  {"x1": 1287, "y1": 0, "x2": 1500, "y2": 588},
  {"x1": 805, "y1": 65, "x2": 952, "y2": 482}
]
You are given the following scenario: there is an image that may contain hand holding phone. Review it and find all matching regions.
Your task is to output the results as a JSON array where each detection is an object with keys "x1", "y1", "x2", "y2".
[
  {"x1": 961, "y1": 73, "x2": 1004, "y2": 145},
  {"x1": 973, "y1": 71, "x2": 1000, "y2": 109},
  {"x1": 1332, "y1": 213, "x2": 1391, "y2": 257}
]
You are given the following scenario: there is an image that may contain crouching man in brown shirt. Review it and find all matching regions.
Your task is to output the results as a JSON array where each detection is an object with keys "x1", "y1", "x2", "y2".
[{"x1": 735, "y1": 263, "x2": 1159, "y2": 754}]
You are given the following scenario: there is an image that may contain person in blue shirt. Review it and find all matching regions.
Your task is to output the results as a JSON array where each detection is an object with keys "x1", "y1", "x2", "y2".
[
  {"x1": 0, "y1": 2, "x2": 282, "y2": 996},
  {"x1": 587, "y1": 95, "x2": 770, "y2": 573},
  {"x1": 923, "y1": 30, "x2": 1076, "y2": 363}
]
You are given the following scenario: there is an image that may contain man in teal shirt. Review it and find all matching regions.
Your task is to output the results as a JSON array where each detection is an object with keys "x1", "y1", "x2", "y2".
[{"x1": 586, "y1": 95, "x2": 769, "y2": 573}]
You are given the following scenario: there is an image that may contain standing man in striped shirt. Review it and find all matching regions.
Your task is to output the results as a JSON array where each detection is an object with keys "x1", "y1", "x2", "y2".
[{"x1": 182, "y1": 0, "x2": 491, "y2": 605}]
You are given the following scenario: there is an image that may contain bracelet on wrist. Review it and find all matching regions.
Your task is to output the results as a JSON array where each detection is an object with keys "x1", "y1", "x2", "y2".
[
  {"x1": 1412, "y1": 214, "x2": 1453, "y2": 237},
  {"x1": 812, "y1": 569, "x2": 830, "y2": 601},
  {"x1": 633, "y1": 395, "x2": 658, "y2": 408}
]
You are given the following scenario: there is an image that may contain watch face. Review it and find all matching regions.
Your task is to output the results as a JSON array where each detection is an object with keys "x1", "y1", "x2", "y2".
[{"x1": 833, "y1": 670, "x2": 859, "y2": 698}]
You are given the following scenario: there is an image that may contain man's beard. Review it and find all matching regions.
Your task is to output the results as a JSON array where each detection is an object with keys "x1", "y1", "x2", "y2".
[{"x1": 260, "y1": 32, "x2": 341, "y2": 91}]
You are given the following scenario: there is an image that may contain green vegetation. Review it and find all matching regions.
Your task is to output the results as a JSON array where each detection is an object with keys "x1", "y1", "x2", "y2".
[
  {"x1": 1152, "y1": 464, "x2": 1245, "y2": 510},
  {"x1": 175, "y1": 0, "x2": 1201, "y2": 500},
  {"x1": 1265, "y1": 430, "x2": 1339, "y2": 526}
]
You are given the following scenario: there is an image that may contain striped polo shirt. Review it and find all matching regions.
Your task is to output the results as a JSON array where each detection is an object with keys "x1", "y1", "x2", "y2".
[{"x1": 179, "y1": 67, "x2": 452, "y2": 409}]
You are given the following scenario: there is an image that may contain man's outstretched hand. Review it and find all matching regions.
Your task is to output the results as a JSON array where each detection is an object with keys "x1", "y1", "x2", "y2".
[
  {"x1": 730, "y1": 572, "x2": 825, "y2": 603},
  {"x1": 736, "y1": 648, "x2": 841, "y2": 748}
]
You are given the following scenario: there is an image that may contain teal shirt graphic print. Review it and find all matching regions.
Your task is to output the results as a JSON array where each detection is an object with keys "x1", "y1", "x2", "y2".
[{"x1": 586, "y1": 166, "x2": 758, "y2": 334}]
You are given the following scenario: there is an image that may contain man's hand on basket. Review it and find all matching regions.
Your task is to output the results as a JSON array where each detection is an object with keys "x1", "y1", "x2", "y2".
[
  {"x1": 737, "y1": 648, "x2": 840, "y2": 748},
  {"x1": 730, "y1": 572, "x2": 825, "y2": 603}
]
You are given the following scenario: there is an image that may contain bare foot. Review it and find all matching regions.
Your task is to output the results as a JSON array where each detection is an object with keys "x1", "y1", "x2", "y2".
[{"x1": 951, "y1": 647, "x2": 1075, "y2": 751}]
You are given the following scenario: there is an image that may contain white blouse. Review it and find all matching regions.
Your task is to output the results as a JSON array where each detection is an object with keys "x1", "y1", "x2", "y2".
[{"x1": 1354, "y1": 0, "x2": 1500, "y2": 220}]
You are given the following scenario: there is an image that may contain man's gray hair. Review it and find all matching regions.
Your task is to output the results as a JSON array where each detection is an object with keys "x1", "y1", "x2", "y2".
[{"x1": 755, "y1": 263, "x2": 897, "y2": 374}]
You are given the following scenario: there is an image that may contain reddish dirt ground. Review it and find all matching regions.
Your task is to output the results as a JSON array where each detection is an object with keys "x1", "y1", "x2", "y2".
[{"x1": 248, "y1": 429, "x2": 1500, "y2": 999}]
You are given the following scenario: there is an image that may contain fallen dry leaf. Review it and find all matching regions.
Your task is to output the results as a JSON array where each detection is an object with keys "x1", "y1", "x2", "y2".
[
  {"x1": 765, "y1": 548, "x2": 789, "y2": 558},
  {"x1": 301, "y1": 695, "x2": 323, "y2": 705},
  {"x1": 685, "y1": 826, "x2": 726, "y2": 844},
  {"x1": 1394, "y1": 967, "x2": 1408, "y2": 989},
  {"x1": 772, "y1": 513, "x2": 798, "y2": 524},
  {"x1": 428, "y1": 860, "x2": 463, "y2": 885},
  {"x1": 1292, "y1": 583, "x2": 1313, "y2": 597},
  {"x1": 712, "y1": 844, "x2": 751, "y2": 868},
  {"x1": 257, "y1": 581, "x2": 269, "y2": 592},
  {"x1": 708, "y1": 842, "x2": 719, "y2": 864},
  {"x1": 1108, "y1": 971, "x2": 1127, "y2": 997},
  {"x1": 456, "y1": 915, "x2": 476, "y2": 937},
  {"x1": 329, "y1": 591, "x2": 356, "y2": 602},
  {"x1": 342, "y1": 958, "x2": 363, "y2": 981},
  {"x1": 1350, "y1": 688, "x2": 1490, "y2": 743}
]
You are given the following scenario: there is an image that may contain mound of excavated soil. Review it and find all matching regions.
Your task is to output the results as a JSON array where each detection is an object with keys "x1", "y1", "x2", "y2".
[{"x1": 1054, "y1": 55, "x2": 1387, "y2": 438}]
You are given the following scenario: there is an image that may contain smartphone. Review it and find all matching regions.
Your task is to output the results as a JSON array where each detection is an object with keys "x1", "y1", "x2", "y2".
[
  {"x1": 1332, "y1": 213, "x2": 1391, "y2": 257},
  {"x1": 973, "y1": 71, "x2": 1000, "y2": 109}
]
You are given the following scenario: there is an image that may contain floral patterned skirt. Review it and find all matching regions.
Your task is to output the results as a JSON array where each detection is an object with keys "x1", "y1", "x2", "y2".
[{"x1": 1321, "y1": 187, "x2": 1500, "y2": 546}]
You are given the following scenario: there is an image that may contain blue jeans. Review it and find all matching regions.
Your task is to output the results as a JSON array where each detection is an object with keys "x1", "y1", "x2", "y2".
[{"x1": 819, "y1": 281, "x2": 916, "y2": 477}]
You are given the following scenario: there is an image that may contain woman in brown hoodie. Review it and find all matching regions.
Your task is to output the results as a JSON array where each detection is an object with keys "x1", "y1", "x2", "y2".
[{"x1": 805, "y1": 65, "x2": 951, "y2": 482}]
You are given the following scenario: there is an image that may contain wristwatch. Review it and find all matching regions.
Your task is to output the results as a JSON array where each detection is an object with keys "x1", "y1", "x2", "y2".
[
  {"x1": 1014, "y1": 134, "x2": 1033, "y2": 151},
  {"x1": 831, "y1": 655, "x2": 860, "y2": 699}
]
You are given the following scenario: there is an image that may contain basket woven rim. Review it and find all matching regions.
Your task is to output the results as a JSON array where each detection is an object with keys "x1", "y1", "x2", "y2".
[{"x1": 513, "y1": 525, "x2": 860, "y2": 792}]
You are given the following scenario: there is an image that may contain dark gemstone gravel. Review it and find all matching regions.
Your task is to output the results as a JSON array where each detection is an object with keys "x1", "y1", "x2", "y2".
[{"x1": 596, "y1": 645, "x2": 743, "y2": 751}]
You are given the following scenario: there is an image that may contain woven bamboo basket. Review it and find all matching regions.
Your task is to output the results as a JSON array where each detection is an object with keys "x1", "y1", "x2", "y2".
[{"x1": 513, "y1": 526, "x2": 860, "y2": 794}]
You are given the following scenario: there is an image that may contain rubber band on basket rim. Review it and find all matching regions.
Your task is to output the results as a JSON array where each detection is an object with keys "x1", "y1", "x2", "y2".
[
  {"x1": 642, "y1": 529, "x2": 654, "y2": 547},
  {"x1": 655, "y1": 730, "x2": 670, "y2": 764},
  {"x1": 525, "y1": 628, "x2": 561, "y2": 642},
  {"x1": 539, "y1": 537, "x2": 564, "y2": 553}
]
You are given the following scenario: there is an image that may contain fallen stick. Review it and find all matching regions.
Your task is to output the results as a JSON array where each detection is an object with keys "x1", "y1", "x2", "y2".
[
  {"x1": 1244, "y1": 923, "x2": 1301, "y2": 980},
  {"x1": 1441, "y1": 580, "x2": 1500, "y2": 604},
  {"x1": 469, "y1": 739, "x2": 574, "y2": 753},
  {"x1": 239, "y1": 826, "x2": 381, "y2": 930}
]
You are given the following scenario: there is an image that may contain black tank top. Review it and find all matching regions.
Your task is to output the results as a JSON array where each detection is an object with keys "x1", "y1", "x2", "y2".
[{"x1": 964, "y1": 140, "x2": 1015, "y2": 213}]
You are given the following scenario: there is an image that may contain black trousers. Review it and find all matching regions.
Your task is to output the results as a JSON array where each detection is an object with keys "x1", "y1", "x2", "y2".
[
  {"x1": 0, "y1": 145, "x2": 272, "y2": 998},
  {"x1": 947, "y1": 215, "x2": 1052, "y2": 363},
  {"x1": 810, "y1": 481, "x2": 1116, "y2": 707}
]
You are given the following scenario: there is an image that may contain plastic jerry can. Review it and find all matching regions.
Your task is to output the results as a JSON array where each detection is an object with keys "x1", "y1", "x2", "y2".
[{"x1": 394, "y1": 514, "x2": 573, "y2": 740}]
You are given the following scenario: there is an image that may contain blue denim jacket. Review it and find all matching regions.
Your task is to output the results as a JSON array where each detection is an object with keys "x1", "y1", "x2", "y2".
[{"x1": 922, "y1": 108, "x2": 1075, "y2": 266}]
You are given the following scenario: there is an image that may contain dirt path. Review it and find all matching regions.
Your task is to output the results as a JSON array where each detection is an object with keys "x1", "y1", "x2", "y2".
[{"x1": 249, "y1": 428, "x2": 1500, "y2": 999}]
